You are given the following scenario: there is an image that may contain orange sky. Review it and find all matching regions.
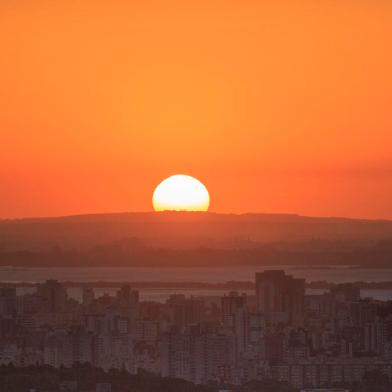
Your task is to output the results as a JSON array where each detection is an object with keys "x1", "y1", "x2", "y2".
[{"x1": 1, "y1": 1, "x2": 391, "y2": 219}]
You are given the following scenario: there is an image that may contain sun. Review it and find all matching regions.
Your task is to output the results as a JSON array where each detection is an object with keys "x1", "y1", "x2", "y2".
[{"x1": 152, "y1": 175, "x2": 210, "y2": 212}]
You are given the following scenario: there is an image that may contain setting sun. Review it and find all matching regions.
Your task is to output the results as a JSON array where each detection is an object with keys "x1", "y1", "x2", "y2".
[{"x1": 152, "y1": 175, "x2": 210, "y2": 212}]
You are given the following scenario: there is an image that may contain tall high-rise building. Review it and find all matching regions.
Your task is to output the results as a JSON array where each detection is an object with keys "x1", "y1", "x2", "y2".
[
  {"x1": 195, "y1": 333, "x2": 237, "y2": 384},
  {"x1": 364, "y1": 321, "x2": 386, "y2": 355},
  {"x1": 37, "y1": 280, "x2": 68, "y2": 313},
  {"x1": 0, "y1": 287, "x2": 17, "y2": 316},
  {"x1": 248, "y1": 312, "x2": 265, "y2": 345},
  {"x1": 221, "y1": 291, "x2": 246, "y2": 329},
  {"x1": 116, "y1": 285, "x2": 140, "y2": 331},
  {"x1": 82, "y1": 287, "x2": 95, "y2": 306},
  {"x1": 116, "y1": 285, "x2": 139, "y2": 308},
  {"x1": 160, "y1": 330, "x2": 192, "y2": 381},
  {"x1": 255, "y1": 270, "x2": 305, "y2": 326},
  {"x1": 221, "y1": 292, "x2": 248, "y2": 354},
  {"x1": 160, "y1": 329, "x2": 237, "y2": 385},
  {"x1": 332, "y1": 283, "x2": 361, "y2": 303},
  {"x1": 166, "y1": 295, "x2": 204, "y2": 328}
]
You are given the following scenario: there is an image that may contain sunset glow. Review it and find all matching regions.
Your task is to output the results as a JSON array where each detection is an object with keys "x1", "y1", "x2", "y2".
[
  {"x1": 152, "y1": 175, "x2": 210, "y2": 212},
  {"x1": 0, "y1": 1, "x2": 392, "y2": 218}
]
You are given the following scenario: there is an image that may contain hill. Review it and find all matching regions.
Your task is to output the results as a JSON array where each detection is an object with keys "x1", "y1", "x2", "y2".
[
  {"x1": 1, "y1": 211, "x2": 392, "y2": 251},
  {"x1": 0, "y1": 212, "x2": 391, "y2": 267}
]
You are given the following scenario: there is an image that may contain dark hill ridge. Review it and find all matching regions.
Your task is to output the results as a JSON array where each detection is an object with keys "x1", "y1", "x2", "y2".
[{"x1": 0, "y1": 212, "x2": 392, "y2": 252}]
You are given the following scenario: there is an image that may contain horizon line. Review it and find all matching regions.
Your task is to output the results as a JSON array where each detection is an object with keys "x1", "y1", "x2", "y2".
[{"x1": 1, "y1": 209, "x2": 391, "y2": 223}]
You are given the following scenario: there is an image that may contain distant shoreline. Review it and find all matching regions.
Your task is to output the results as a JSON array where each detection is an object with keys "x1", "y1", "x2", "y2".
[
  {"x1": 2, "y1": 280, "x2": 392, "y2": 290},
  {"x1": 0, "y1": 264, "x2": 366, "y2": 269}
]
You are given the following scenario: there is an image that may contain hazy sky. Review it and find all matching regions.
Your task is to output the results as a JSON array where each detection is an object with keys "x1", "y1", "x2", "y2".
[{"x1": 1, "y1": 1, "x2": 391, "y2": 218}]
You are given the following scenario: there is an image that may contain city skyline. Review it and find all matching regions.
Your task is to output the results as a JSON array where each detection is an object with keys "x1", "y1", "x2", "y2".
[{"x1": 1, "y1": 270, "x2": 392, "y2": 391}]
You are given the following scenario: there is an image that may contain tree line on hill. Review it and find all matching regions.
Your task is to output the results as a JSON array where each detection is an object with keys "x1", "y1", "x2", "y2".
[{"x1": 1, "y1": 238, "x2": 392, "y2": 267}]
